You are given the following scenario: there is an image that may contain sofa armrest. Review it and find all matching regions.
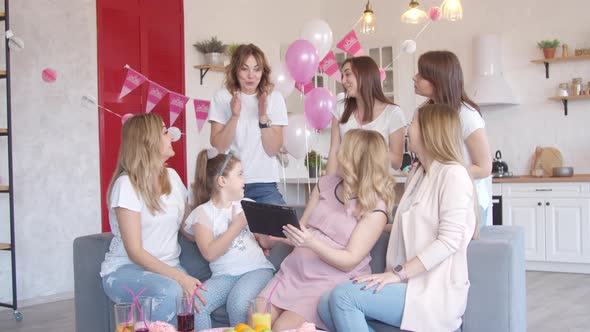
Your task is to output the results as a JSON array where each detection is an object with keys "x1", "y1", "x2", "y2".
[
  {"x1": 463, "y1": 226, "x2": 526, "y2": 332},
  {"x1": 73, "y1": 233, "x2": 114, "y2": 332}
]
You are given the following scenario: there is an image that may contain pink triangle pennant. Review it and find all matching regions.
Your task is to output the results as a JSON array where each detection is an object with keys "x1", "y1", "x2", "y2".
[
  {"x1": 319, "y1": 51, "x2": 342, "y2": 82},
  {"x1": 145, "y1": 81, "x2": 169, "y2": 113},
  {"x1": 168, "y1": 92, "x2": 189, "y2": 126},
  {"x1": 193, "y1": 99, "x2": 210, "y2": 132},
  {"x1": 119, "y1": 67, "x2": 147, "y2": 100},
  {"x1": 295, "y1": 81, "x2": 314, "y2": 95},
  {"x1": 336, "y1": 30, "x2": 365, "y2": 57}
]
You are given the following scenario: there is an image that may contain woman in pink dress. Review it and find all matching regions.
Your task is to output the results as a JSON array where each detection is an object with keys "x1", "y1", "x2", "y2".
[{"x1": 255, "y1": 129, "x2": 397, "y2": 331}]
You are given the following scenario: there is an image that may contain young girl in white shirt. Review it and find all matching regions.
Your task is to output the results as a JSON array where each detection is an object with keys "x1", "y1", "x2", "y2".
[{"x1": 184, "y1": 148, "x2": 274, "y2": 329}]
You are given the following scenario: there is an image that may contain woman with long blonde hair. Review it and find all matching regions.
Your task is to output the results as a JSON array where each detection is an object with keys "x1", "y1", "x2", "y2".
[
  {"x1": 254, "y1": 129, "x2": 396, "y2": 331},
  {"x1": 320, "y1": 104, "x2": 478, "y2": 332},
  {"x1": 101, "y1": 113, "x2": 206, "y2": 325},
  {"x1": 209, "y1": 43, "x2": 288, "y2": 205}
]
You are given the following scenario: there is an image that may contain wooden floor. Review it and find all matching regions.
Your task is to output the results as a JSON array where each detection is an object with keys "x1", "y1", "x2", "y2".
[{"x1": 0, "y1": 272, "x2": 589, "y2": 331}]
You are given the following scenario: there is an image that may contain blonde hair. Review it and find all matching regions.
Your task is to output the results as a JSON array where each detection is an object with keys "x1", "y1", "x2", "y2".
[
  {"x1": 107, "y1": 113, "x2": 171, "y2": 215},
  {"x1": 416, "y1": 104, "x2": 480, "y2": 238},
  {"x1": 192, "y1": 150, "x2": 240, "y2": 208},
  {"x1": 225, "y1": 44, "x2": 273, "y2": 95},
  {"x1": 337, "y1": 129, "x2": 396, "y2": 219}
]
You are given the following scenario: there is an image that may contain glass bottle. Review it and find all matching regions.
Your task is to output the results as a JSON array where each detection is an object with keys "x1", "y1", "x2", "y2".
[
  {"x1": 557, "y1": 83, "x2": 569, "y2": 97},
  {"x1": 571, "y1": 78, "x2": 582, "y2": 96}
]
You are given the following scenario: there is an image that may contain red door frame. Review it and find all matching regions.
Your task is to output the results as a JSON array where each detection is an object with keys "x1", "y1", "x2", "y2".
[{"x1": 97, "y1": 0, "x2": 186, "y2": 231}]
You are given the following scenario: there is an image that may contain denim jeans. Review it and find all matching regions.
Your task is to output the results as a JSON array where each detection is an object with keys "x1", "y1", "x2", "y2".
[
  {"x1": 318, "y1": 280, "x2": 407, "y2": 332},
  {"x1": 245, "y1": 182, "x2": 286, "y2": 205},
  {"x1": 102, "y1": 263, "x2": 185, "y2": 325},
  {"x1": 195, "y1": 268, "x2": 274, "y2": 329}
]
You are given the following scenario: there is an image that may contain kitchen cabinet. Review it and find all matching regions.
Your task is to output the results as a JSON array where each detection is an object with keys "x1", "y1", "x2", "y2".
[{"x1": 501, "y1": 181, "x2": 590, "y2": 273}]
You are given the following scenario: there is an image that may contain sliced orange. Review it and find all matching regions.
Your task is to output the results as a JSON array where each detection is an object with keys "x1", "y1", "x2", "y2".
[
  {"x1": 254, "y1": 325, "x2": 269, "y2": 332},
  {"x1": 235, "y1": 323, "x2": 253, "y2": 332}
]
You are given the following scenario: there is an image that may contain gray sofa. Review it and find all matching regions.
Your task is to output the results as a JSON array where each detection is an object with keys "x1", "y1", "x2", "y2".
[{"x1": 74, "y1": 226, "x2": 526, "y2": 332}]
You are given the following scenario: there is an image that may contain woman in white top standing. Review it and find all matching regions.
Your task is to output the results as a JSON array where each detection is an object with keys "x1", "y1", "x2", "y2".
[
  {"x1": 101, "y1": 114, "x2": 206, "y2": 325},
  {"x1": 209, "y1": 44, "x2": 289, "y2": 205},
  {"x1": 413, "y1": 50, "x2": 493, "y2": 226},
  {"x1": 327, "y1": 56, "x2": 406, "y2": 174}
]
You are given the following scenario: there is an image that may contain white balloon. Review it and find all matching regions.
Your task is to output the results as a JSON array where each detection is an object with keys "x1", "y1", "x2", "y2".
[
  {"x1": 401, "y1": 40, "x2": 417, "y2": 54},
  {"x1": 300, "y1": 19, "x2": 333, "y2": 60},
  {"x1": 271, "y1": 61, "x2": 295, "y2": 98},
  {"x1": 168, "y1": 127, "x2": 181, "y2": 142},
  {"x1": 283, "y1": 114, "x2": 311, "y2": 159}
]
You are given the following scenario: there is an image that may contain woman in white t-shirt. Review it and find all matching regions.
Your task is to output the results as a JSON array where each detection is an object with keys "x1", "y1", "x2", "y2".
[
  {"x1": 413, "y1": 50, "x2": 493, "y2": 226},
  {"x1": 101, "y1": 114, "x2": 206, "y2": 325},
  {"x1": 327, "y1": 56, "x2": 407, "y2": 174},
  {"x1": 209, "y1": 44, "x2": 288, "y2": 205},
  {"x1": 184, "y1": 148, "x2": 274, "y2": 328}
]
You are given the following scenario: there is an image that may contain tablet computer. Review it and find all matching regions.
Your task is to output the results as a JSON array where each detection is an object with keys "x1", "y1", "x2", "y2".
[{"x1": 241, "y1": 200, "x2": 300, "y2": 238}]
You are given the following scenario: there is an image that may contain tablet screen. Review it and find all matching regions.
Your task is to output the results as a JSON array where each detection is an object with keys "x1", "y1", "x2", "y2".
[{"x1": 241, "y1": 201, "x2": 300, "y2": 238}]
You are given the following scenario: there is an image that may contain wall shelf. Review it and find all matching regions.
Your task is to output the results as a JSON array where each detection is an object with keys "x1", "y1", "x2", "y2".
[
  {"x1": 530, "y1": 55, "x2": 590, "y2": 79},
  {"x1": 548, "y1": 95, "x2": 590, "y2": 116},
  {"x1": 0, "y1": 243, "x2": 10, "y2": 250},
  {"x1": 193, "y1": 64, "x2": 225, "y2": 85}
]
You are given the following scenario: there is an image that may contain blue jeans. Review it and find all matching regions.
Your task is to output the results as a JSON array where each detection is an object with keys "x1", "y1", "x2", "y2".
[
  {"x1": 102, "y1": 263, "x2": 185, "y2": 325},
  {"x1": 245, "y1": 182, "x2": 286, "y2": 205},
  {"x1": 195, "y1": 268, "x2": 274, "y2": 329},
  {"x1": 318, "y1": 280, "x2": 407, "y2": 332}
]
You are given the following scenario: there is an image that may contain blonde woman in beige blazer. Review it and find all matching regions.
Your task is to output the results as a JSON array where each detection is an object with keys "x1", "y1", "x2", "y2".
[{"x1": 318, "y1": 104, "x2": 478, "y2": 332}]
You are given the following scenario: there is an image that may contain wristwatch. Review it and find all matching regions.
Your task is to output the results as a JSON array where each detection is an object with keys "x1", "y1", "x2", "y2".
[
  {"x1": 259, "y1": 119, "x2": 272, "y2": 129},
  {"x1": 392, "y1": 264, "x2": 408, "y2": 281}
]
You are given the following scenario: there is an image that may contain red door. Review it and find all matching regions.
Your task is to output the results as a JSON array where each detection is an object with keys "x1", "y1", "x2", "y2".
[{"x1": 97, "y1": 0, "x2": 186, "y2": 231}]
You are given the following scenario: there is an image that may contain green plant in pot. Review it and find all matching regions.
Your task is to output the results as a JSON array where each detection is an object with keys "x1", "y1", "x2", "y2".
[
  {"x1": 537, "y1": 39, "x2": 560, "y2": 59},
  {"x1": 304, "y1": 150, "x2": 326, "y2": 178},
  {"x1": 226, "y1": 43, "x2": 242, "y2": 58},
  {"x1": 194, "y1": 36, "x2": 227, "y2": 66}
]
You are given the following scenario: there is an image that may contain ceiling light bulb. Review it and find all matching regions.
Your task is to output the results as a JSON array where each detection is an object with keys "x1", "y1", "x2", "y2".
[
  {"x1": 442, "y1": 0, "x2": 463, "y2": 21},
  {"x1": 360, "y1": 1, "x2": 376, "y2": 35},
  {"x1": 401, "y1": 0, "x2": 427, "y2": 24}
]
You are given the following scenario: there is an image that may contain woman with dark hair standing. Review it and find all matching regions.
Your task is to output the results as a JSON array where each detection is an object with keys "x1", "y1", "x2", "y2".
[
  {"x1": 413, "y1": 50, "x2": 492, "y2": 226},
  {"x1": 326, "y1": 56, "x2": 407, "y2": 174},
  {"x1": 209, "y1": 44, "x2": 288, "y2": 205}
]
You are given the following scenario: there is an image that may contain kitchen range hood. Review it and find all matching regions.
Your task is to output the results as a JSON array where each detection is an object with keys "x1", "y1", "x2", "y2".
[{"x1": 470, "y1": 34, "x2": 518, "y2": 106}]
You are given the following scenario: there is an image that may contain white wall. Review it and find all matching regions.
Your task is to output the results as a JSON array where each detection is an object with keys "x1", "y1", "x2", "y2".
[{"x1": 0, "y1": 0, "x2": 100, "y2": 303}]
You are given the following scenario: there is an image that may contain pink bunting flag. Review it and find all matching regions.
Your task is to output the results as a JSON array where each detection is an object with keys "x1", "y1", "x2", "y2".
[
  {"x1": 168, "y1": 92, "x2": 189, "y2": 126},
  {"x1": 119, "y1": 67, "x2": 147, "y2": 100},
  {"x1": 295, "y1": 81, "x2": 314, "y2": 95},
  {"x1": 145, "y1": 81, "x2": 169, "y2": 113},
  {"x1": 336, "y1": 30, "x2": 365, "y2": 57},
  {"x1": 319, "y1": 51, "x2": 341, "y2": 83},
  {"x1": 193, "y1": 99, "x2": 210, "y2": 132}
]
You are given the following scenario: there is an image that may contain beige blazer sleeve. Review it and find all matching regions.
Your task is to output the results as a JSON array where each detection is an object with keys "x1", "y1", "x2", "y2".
[{"x1": 417, "y1": 166, "x2": 474, "y2": 270}]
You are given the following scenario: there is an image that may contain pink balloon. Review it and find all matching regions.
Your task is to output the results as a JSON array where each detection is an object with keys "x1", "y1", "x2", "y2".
[
  {"x1": 428, "y1": 6, "x2": 442, "y2": 21},
  {"x1": 304, "y1": 87, "x2": 335, "y2": 131},
  {"x1": 121, "y1": 113, "x2": 134, "y2": 124},
  {"x1": 285, "y1": 39, "x2": 319, "y2": 83},
  {"x1": 42, "y1": 68, "x2": 57, "y2": 83}
]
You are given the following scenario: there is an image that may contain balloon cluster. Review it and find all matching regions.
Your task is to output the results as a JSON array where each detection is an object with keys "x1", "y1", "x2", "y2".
[{"x1": 276, "y1": 19, "x2": 337, "y2": 159}]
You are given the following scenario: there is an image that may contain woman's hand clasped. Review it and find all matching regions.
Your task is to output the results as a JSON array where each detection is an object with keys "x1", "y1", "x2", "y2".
[
  {"x1": 353, "y1": 272, "x2": 401, "y2": 293},
  {"x1": 282, "y1": 224, "x2": 316, "y2": 248},
  {"x1": 230, "y1": 90, "x2": 241, "y2": 118}
]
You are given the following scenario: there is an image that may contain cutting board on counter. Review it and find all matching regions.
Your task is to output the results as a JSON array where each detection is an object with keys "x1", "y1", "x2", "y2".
[{"x1": 531, "y1": 146, "x2": 563, "y2": 176}]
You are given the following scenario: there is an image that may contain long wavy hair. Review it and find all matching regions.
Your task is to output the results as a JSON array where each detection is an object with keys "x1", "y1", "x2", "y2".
[
  {"x1": 192, "y1": 149, "x2": 240, "y2": 208},
  {"x1": 225, "y1": 43, "x2": 273, "y2": 95},
  {"x1": 340, "y1": 56, "x2": 396, "y2": 124},
  {"x1": 337, "y1": 129, "x2": 396, "y2": 219},
  {"x1": 416, "y1": 104, "x2": 479, "y2": 238},
  {"x1": 417, "y1": 50, "x2": 480, "y2": 114},
  {"x1": 107, "y1": 113, "x2": 171, "y2": 215}
]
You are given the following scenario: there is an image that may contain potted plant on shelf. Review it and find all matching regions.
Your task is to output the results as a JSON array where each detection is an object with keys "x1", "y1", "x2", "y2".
[
  {"x1": 226, "y1": 43, "x2": 242, "y2": 58},
  {"x1": 304, "y1": 150, "x2": 326, "y2": 178},
  {"x1": 194, "y1": 36, "x2": 227, "y2": 66},
  {"x1": 537, "y1": 39, "x2": 560, "y2": 59}
]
